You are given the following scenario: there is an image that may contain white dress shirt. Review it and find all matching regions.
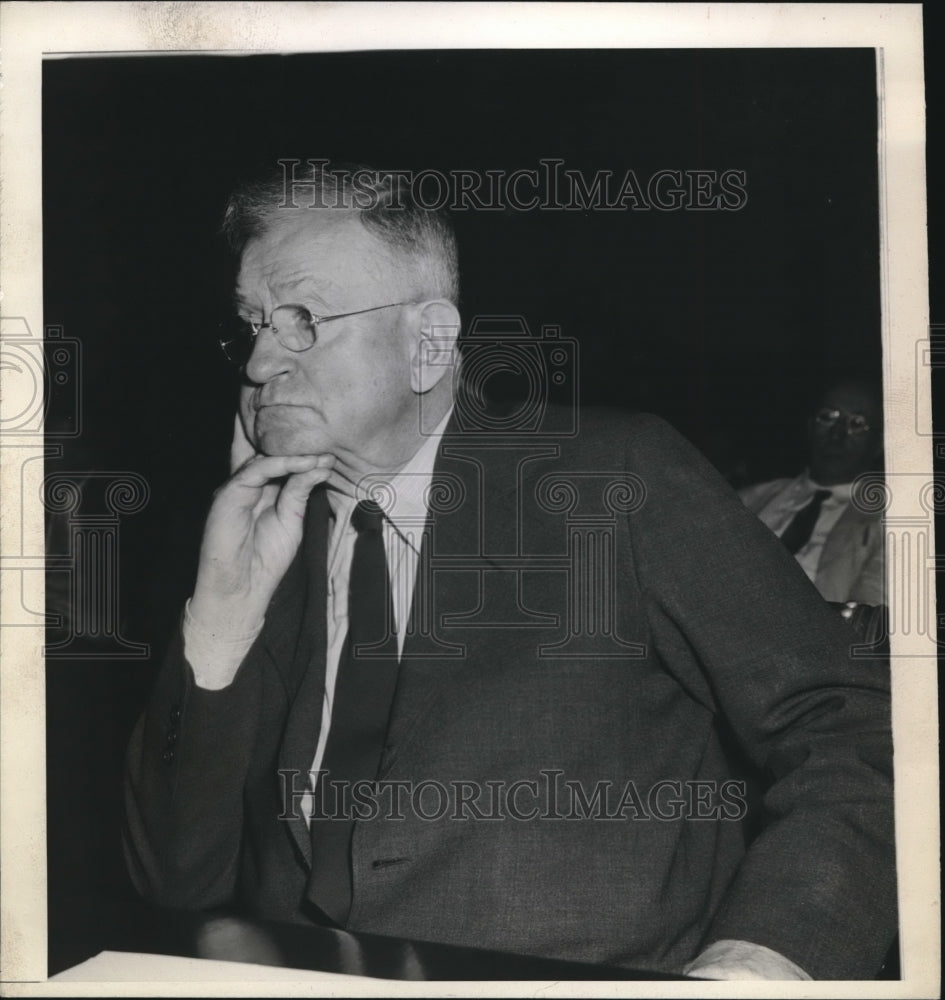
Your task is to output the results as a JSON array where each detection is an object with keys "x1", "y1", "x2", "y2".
[{"x1": 750, "y1": 472, "x2": 852, "y2": 584}]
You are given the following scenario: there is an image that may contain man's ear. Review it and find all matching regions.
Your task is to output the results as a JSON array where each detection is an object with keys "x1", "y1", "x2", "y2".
[{"x1": 409, "y1": 300, "x2": 461, "y2": 394}]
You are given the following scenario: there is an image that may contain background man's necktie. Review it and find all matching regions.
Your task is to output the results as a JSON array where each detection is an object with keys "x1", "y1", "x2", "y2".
[
  {"x1": 780, "y1": 489, "x2": 831, "y2": 555},
  {"x1": 309, "y1": 500, "x2": 400, "y2": 925}
]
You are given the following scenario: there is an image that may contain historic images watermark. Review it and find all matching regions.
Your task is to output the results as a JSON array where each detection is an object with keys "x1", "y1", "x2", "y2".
[
  {"x1": 279, "y1": 770, "x2": 749, "y2": 823},
  {"x1": 278, "y1": 158, "x2": 749, "y2": 213}
]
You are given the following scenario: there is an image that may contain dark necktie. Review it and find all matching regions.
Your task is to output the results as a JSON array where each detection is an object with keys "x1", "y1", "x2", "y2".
[
  {"x1": 780, "y1": 489, "x2": 831, "y2": 555},
  {"x1": 308, "y1": 500, "x2": 400, "y2": 925}
]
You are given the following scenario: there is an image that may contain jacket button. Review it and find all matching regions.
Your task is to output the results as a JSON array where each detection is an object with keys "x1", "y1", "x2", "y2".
[
  {"x1": 161, "y1": 748, "x2": 176, "y2": 765},
  {"x1": 165, "y1": 729, "x2": 178, "y2": 745},
  {"x1": 168, "y1": 705, "x2": 181, "y2": 724}
]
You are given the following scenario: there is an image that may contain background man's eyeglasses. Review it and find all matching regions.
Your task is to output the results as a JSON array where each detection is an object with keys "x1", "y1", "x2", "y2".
[
  {"x1": 812, "y1": 407, "x2": 871, "y2": 437},
  {"x1": 218, "y1": 301, "x2": 409, "y2": 367}
]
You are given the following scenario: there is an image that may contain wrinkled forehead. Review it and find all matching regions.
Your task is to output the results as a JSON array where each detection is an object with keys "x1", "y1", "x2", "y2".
[
  {"x1": 815, "y1": 380, "x2": 882, "y2": 422},
  {"x1": 236, "y1": 210, "x2": 397, "y2": 303}
]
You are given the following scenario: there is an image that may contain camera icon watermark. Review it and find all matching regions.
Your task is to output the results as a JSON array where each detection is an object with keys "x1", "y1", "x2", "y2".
[
  {"x1": 420, "y1": 315, "x2": 579, "y2": 439},
  {"x1": 0, "y1": 317, "x2": 82, "y2": 438},
  {"x1": 0, "y1": 315, "x2": 149, "y2": 654}
]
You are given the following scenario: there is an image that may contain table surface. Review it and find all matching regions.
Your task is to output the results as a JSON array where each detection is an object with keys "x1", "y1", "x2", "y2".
[{"x1": 93, "y1": 901, "x2": 690, "y2": 982}]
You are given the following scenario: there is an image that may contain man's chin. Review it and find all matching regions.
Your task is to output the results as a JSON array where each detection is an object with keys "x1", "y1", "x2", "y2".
[
  {"x1": 254, "y1": 432, "x2": 325, "y2": 458},
  {"x1": 252, "y1": 408, "x2": 329, "y2": 458},
  {"x1": 811, "y1": 463, "x2": 859, "y2": 486}
]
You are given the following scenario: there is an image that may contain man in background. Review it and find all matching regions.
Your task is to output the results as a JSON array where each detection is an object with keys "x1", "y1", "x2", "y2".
[{"x1": 739, "y1": 375, "x2": 885, "y2": 606}]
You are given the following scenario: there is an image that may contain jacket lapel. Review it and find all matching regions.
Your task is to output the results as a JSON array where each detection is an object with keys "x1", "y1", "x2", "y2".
[
  {"x1": 380, "y1": 427, "x2": 522, "y2": 777},
  {"x1": 815, "y1": 503, "x2": 875, "y2": 593}
]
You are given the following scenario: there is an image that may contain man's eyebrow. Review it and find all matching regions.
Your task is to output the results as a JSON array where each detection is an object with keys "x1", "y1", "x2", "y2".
[
  {"x1": 233, "y1": 278, "x2": 320, "y2": 302},
  {"x1": 232, "y1": 272, "x2": 336, "y2": 315},
  {"x1": 272, "y1": 276, "x2": 328, "y2": 298}
]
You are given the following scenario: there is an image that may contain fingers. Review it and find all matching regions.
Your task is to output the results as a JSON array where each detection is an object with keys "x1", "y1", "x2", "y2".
[
  {"x1": 230, "y1": 413, "x2": 257, "y2": 473},
  {"x1": 215, "y1": 441, "x2": 334, "y2": 528},
  {"x1": 217, "y1": 453, "x2": 334, "y2": 523},
  {"x1": 230, "y1": 453, "x2": 329, "y2": 490},
  {"x1": 276, "y1": 462, "x2": 335, "y2": 522}
]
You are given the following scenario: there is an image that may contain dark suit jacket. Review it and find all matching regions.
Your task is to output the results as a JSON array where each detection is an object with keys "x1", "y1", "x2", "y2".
[{"x1": 124, "y1": 410, "x2": 896, "y2": 979}]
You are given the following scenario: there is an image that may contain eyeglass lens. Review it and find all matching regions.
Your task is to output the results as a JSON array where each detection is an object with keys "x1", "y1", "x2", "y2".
[
  {"x1": 814, "y1": 408, "x2": 869, "y2": 435},
  {"x1": 219, "y1": 305, "x2": 316, "y2": 365},
  {"x1": 269, "y1": 306, "x2": 317, "y2": 351}
]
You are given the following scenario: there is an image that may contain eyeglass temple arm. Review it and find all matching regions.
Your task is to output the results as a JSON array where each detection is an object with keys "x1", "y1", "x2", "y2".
[{"x1": 312, "y1": 301, "x2": 411, "y2": 325}]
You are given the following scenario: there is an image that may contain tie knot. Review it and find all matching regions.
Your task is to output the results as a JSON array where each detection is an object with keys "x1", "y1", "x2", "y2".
[{"x1": 351, "y1": 499, "x2": 386, "y2": 534}]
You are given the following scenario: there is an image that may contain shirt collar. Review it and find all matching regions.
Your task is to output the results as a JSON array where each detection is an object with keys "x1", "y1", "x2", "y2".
[
  {"x1": 327, "y1": 407, "x2": 454, "y2": 549},
  {"x1": 381, "y1": 406, "x2": 453, "y2": 534},
  {"x1": 800, "y1": 469, "x2": 853, "y2": 502}
]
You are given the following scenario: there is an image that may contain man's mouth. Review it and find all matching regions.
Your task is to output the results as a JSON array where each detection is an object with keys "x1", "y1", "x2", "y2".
[
  {"x1": 254, "y1": 395, "x2": 289, "y2": 410},
  {"x1": 255, "y1": 402, "x2": 307, "y2": 412}
]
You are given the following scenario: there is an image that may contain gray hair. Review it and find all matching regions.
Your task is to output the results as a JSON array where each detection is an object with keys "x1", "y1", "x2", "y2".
[{"x1": 222, "y1": 161, "x2": 460, "y2": 304}]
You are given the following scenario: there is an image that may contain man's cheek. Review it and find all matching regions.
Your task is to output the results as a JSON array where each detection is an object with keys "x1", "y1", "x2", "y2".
[{"x1": 238, "y1": 406, "x2": 257, "y2": 448}]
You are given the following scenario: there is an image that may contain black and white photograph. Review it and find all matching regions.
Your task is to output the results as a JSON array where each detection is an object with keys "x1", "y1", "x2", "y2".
[{"x1": 0, "y1": 3, "x2": 938, "y2": 995}]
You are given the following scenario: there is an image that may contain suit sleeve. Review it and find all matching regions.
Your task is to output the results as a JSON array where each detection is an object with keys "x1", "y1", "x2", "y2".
[
  {"x1": 622, "y1": 414, "x2": 896, "y2": 980},
  {"x1": 122, "y1": 621, "x2": 264, "y2": 909}
]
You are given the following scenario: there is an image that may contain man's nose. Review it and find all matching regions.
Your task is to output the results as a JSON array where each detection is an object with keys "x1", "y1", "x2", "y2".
[
  {"x1": 244, "y1": 325, "x2": 292, "y2": 383},
  {"x1": 824, "y1": 419, "x2": 851, "y2": 445}
]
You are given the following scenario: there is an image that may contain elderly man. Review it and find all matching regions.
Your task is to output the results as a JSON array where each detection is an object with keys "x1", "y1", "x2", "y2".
[
  {"x1": 123, "y1": 164, "x2": 896, "y2": 980},
  {"x1": 739, "y1": 376, "x2": 885, "y2": 606}
]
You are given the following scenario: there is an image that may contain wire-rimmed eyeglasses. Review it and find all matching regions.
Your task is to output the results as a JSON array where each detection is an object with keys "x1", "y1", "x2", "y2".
[
  {"x1": 812, "y1": 407, "x2": 871, "y2": 437},
  {"x1": 218, "y1": 301, "x2": 410, "y2": 367}
]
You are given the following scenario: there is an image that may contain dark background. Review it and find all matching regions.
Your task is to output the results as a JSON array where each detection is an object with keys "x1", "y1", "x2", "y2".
[{"x1": 41, "y1": 45, "x2": 911, "y2": 975}]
